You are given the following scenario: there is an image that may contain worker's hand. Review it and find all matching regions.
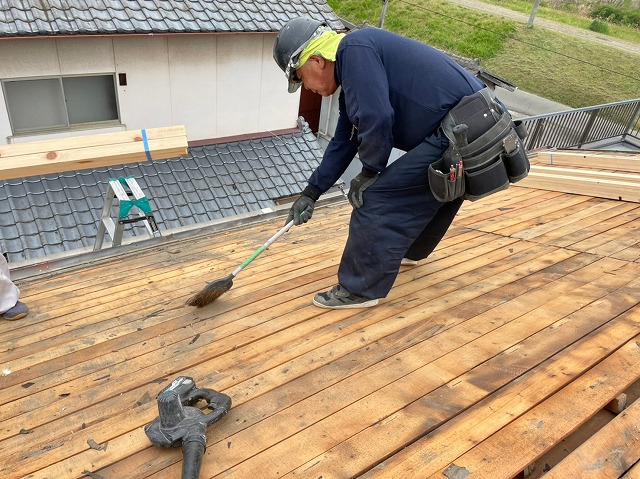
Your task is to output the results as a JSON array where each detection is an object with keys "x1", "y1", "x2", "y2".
[
  {"x1": 348, "y1": 170, "x2": 379, "y2": 208},
  {"x1": 286, "y1": 194, "x2": 316, "y2": 226}
]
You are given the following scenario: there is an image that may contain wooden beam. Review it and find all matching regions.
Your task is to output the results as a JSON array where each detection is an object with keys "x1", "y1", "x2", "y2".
[
  {"x1": 516, "y1": 166, "x2": 640, "y2": 203},
  {"x1": 534, "y1": 150, "x2": 640, "y2": 172},
  {"x1": 541, "y1": 397, "x2": 640, "y2": 479},
  {"x1": 605, "y1": 393, "x2": 627, "y2": 414},
  {"x1": 0, "y1": 126, "x2": 188, "y2": 180},
  {"x1": 531, "y1": 165, "x2": 640, "y2": 184}
]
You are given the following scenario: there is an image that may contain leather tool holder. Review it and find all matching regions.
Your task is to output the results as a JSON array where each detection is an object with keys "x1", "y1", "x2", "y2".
[
  {"x1": 429, "y1": 87, "x2": 530, "y2": 202},
  {"x1": 428, "y1": 147, "x2": 466, "y2": 203}
]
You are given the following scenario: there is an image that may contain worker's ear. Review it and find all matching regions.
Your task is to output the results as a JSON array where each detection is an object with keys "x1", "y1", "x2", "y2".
[{"x1": 307, "y1": 54, "x2": 326, "y2": 68}]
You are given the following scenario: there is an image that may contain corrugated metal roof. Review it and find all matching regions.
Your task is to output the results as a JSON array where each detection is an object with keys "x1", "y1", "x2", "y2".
[
  {"x1": 0, "y1": 123, "x2": 326, "y2": 263},
  {"x1": 0, "y1": 0, "x2": 344, "y2": 37}
]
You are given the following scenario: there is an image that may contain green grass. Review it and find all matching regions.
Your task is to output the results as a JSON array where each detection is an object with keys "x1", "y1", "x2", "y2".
[
  {"x1": 483, "y1": 26, "x2": 639, "y2": 107},
  {"x1": 327, "y1": 0, "x2": 640, "y2": 107},
  {"x1": 480, "y1": 0, "x2": 640, "y2": 44},
  {"x1": 381, "y1": 0, "x2": 518, "y2": 58}
]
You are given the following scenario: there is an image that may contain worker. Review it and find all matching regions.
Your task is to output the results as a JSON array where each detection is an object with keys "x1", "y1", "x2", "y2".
[
  {"x1": 273, "y1": 17, "x2": 515, "y2": 309},
  {"x1": 1, "y1": 254, "x2": 29, "y2": 320}
]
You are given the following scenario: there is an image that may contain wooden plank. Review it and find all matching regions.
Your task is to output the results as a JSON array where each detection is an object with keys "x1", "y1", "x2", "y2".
[
  {"x1": 0, "y1": 216, "x2": 584, "y2": 400},
  {"x1": 160, "y1": 258, "x2": 636, "y2": 477},
  {"x1": 466, "y1": 192, "x2": 592, "y2": 234},
  {"x1": 0, "y1": 232, "x2": 528, "y2": 462},
  {"x1": 96, "y1": 260, "x2": 577, "y2": 477},
  {"x1": 0, "y1": 126, "x2": 188, "y2": 180},
  {"x1": 456, "y1": 189, "x2": 565, "y2": 227},
  {"x1": 0, "y1": 204, "x2": 353, "y2": 340},
  {"x1": 534, "y1": 150, "x2": 640, "y2": 173},
  {"x1": 145, "y1": 258, "x2": 640, "y2": 479},
  {"x1": 316, "y1": 311, "x2": 640, "y2": 479},
  {"x1": 542, "y1": 397, "x2": 640, "y2": 478},
  {"x1": 3, "y1": 191, "x2": 640, "y2": 479},
  {"x1": 532, "y1": 165, "x2": 640, "y2": 184},
  {"x1": 527, "y1": 201, "x2": 639, "y2": 247},
  {"x1": 621, "y1": 460, "x2": 640, "y2": 479},
  {"x1": 2, "y1": 138, "x2": 186, "y2": 178},
  {"x1": 611, "y1": 243, "x2": 640, "y2": 263},
  {"x1": 544, "y1": 204, "x2": 640, "y2": 250},
  {"x1": 2, "y1": 240, "x2": 577, "y2": 477},
  {"x1": 1, "y1": 231, "x2": 516, "y2": 404},
  {"x1": 0, "y1": 232, "x2": 531, "y2": 414},
  {"x1": 516, "y1": 170, "x2": 640, "y2": 203},
  {"x1": 284, "y1": 259, "x2": 640, "y2": 479},
  {"x1": 427, "y1": 336, "x2": 640, "y2": 479},
  {"x1": 567, "y1": 213, "x2": 640, "y2": 257},
  {"x1": 494, "y1": 196, "x2": 603, "y2": 239},
  {"x1": 509, "y1": 198, "x2": 626, "y2": 241},
  {"x1": 0, "y1": 234, "x2": 344, "y2": 363},
  {"x1": 0, "y1": 126, "x2": 186, "y2": 157},
  {"x1": 456, "y1": 186, "x2": 549, "y2": 217}
]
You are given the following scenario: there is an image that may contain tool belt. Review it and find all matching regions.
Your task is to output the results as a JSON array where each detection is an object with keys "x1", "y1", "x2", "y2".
[{"x1": 428, "y1": 87, "x2": 529, "y2": 202}]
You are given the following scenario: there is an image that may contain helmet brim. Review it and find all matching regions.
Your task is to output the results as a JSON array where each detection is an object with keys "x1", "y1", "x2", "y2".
[
  {"x1": 288, "y1": 78, "x2": 302, "y2": 93},
  {"x1": 274, "y1": 17, "x2": 328, "y2": 94}
]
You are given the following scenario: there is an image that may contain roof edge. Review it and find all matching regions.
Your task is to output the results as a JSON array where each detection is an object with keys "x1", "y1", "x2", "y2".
[
  {"x1": 188, "y1": 127, "x2": 301, "y2": 148},
  {"x1": 0, "y1": 31, "x2": 278, "y2": 41},
  {"x1": 9, "y1": 192, "x2": 346, "y2": 282}
]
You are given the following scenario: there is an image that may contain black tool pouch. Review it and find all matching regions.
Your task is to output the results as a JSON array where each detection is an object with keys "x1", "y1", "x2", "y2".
[
  {"x1": 429, "y1": 87, "x2": 530, "y2": 202},
  {"x1": 428, "y1": 146, "x2": 466, "y2": 202}
]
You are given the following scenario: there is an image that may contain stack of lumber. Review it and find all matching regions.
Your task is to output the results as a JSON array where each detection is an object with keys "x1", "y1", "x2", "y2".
[
  {"x1": 517, "y1": 149, "x2": 640, "y2": 203},
  {"x1": 0, "y1": 125, "x2": 188, "y2": 181}
]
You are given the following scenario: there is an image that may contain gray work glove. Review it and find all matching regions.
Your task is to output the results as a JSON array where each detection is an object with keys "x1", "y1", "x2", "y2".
[
  {"x1": 286, "y1": 186, "x2": 319, "y2": 226},
  {"x1": 348, "y1": 170, "x2": 379, "y2": 208}
]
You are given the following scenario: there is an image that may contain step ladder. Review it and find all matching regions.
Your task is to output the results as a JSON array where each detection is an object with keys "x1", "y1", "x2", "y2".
[{"x1": 94, "y1": 176, "x2": 161, "y2": 251}]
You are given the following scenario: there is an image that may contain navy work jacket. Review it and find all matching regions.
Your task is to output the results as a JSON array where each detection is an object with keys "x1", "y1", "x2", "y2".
[{"x1": 307, "y1": 27, "x2": 485, "y2": 196}]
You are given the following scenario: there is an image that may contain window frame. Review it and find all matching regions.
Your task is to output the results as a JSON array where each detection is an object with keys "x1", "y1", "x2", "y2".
[{"x1": 2, "y1": 73, "x2": 121, "y2": 135}]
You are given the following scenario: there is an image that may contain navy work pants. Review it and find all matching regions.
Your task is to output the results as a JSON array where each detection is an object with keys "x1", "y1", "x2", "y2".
[{"x1": 338, "y1": 130, "x2": 464, "y2": 299}]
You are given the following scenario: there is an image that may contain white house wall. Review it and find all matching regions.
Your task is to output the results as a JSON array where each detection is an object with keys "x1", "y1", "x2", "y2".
[
  {"x1": 113, "y1": 36, "x2": 173, "y2": 131},
  {"x1": 259, "y1": 34, "x2": 301, "y2": 133},
  {"x1": 168, "y1": 36, "x2": 218, "y2": 140},
  {"x1": 57, "y1": 38, "x2": 116, "y2": 75},
  {"x1": 215, "y1": 34, "x2": 262, "y2": 137},
  {"x1": 0, "y1": 33, "x2": 299, "y2": 144}
]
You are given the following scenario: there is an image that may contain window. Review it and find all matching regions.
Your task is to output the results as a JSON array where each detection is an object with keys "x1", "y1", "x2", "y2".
[{"x1": 2, "y1": 74, "x2": 119, "y2": 134}]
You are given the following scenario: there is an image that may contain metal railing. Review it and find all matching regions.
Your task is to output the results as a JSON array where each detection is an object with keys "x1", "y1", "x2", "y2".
[{"x1": 521, "y1": 98, "x2": 640, "y2": 151}]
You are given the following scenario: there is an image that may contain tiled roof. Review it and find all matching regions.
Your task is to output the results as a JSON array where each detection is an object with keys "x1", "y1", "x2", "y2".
[
  {"x1": 0, "y1": 0, "x2": 344, "y2": 37},
  {"x1": 448, "y1": 53, "x2": 517, "y2": 92},
  {"x1": 0, "y1": 122, "x2": 325, "y2": 263}
]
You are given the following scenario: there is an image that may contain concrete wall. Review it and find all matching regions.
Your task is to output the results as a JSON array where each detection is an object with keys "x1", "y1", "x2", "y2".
[{"x1": 0, "y1": 34, "x2": 300, "y2": 144}]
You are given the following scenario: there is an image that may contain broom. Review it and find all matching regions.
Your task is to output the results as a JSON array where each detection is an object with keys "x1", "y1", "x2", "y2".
[{"x1": 186, "y1": 217, "x2": 299, "y2": 307}]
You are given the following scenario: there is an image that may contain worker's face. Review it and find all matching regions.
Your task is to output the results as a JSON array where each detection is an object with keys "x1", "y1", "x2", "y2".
[{"x1": 295, "y1": 55, "x2": 338, "y2": 97}]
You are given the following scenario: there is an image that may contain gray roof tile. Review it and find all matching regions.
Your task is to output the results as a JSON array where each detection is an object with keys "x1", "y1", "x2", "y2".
[
  {"x1": 0, "y1": 121, "x2": 326, "y2": 263},
  {"x1": 0, "y1": 1, "x2": 344, "y2": 37}
]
